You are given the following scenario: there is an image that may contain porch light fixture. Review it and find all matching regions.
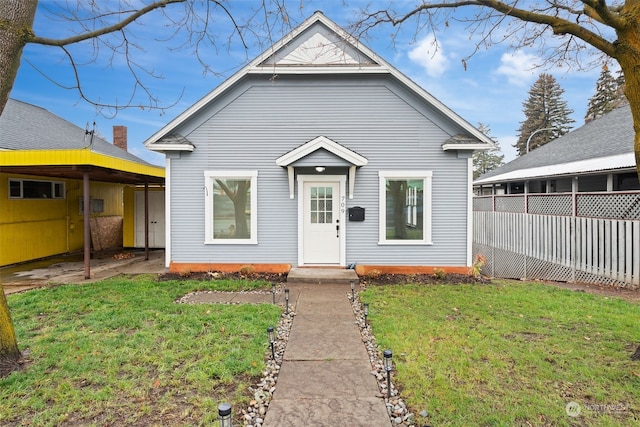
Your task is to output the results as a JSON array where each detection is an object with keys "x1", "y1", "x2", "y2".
[
  {"x1": 383, "y1": 349, "x2": 393, "y2": 399},
  {"x1": 363, "y1": 303, "x2": 369, "y2": 322},
  {"x1": 267, "y1": 326, "x2": 275, "y2": 360},
  {"x1": 284, "y1": 288, "x2": 290, "y2": 314},
  {"x1": 271, "y1": 283, "x2": 276, "y2": 304},
  {"x1": 315, "y1": 166, "x2": 326, "y2": 173},
  {"x1": 350, "y1": 280, "x2": 355, "y2": 300},
  {"x1": 218, "y1": 402, "x2": 232, "y2": 427}
]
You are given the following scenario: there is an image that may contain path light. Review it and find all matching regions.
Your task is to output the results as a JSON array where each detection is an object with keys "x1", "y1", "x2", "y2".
[
  {"x1": 271, "y1": 283, "x2": 276, "y2": 304},
  {"x1": 383, "y1": 349, "x2": 393, "y2": 399},
  {"x1": 363, "y1": 303, "x2": 369, "y2": 323},
  {"x1": 285, "y1": 288, "x2": 290, "y2": 314},
  {"x1": 218, "y1": 402, "x2": 232, "y2": 427},
  {"x1": 350, "y1": 280, "x2": 355, "y2": 300},
  {"x1": 267, "y1": 326, "x2": 275, "y2": 360}
]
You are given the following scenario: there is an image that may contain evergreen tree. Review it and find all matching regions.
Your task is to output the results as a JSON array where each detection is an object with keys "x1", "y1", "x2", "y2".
[
  {"x1": 515, "y1": 74, "x2": 574, "y2": 156},
  {"x1": 585, "y1": 64, "x2": 627, "y2": 121},
  {"x1": 473, "y1": 123, "x2": 504, "y2": 179}
]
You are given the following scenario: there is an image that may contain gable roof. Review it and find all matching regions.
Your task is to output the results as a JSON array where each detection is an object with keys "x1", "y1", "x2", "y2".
[
  {"x1": 474, "y1": 104, "x2": 635, "y2": 185},
  {"x1": 145, "y1": 11, "x2": 494, "y2": 150},
  {"x1": 0, "y1": 99, "x2": 164, "y2": 184},
  {"x1": 276, "y1": 135, "x2": 368, "y2": 167}
]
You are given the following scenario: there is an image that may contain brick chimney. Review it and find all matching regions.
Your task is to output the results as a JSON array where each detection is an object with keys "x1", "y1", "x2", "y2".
[{"x1": 113, "y1": 125, "x2": 127, "y2": 151}]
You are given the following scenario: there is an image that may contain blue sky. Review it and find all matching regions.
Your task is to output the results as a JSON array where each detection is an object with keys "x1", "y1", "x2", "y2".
[{"x1": 10, "y1": 1, "x2": 608, "y2": 166}]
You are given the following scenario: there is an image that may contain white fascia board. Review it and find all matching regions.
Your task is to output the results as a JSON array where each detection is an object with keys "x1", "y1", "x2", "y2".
[
  {"x1": 248, "y1": 67, "x2": 388, "y2": 75},
  {"x1": 146, "y1": 143, "x2": 195, "y2": 152},
  {"x1": 276, "y1": 135, "x2": 368, "y2": 166},
  {"x1": 442, "y1": 143, "x2": 493, "y2": 151},
  {"x1": 474, "y1": 152, "x2": 636, "y2": 184}
]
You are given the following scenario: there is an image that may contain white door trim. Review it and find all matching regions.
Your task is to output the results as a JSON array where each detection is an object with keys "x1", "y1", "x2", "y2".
[{"x1": 297, "y1": 174, "x2": 346, "y2": 267}]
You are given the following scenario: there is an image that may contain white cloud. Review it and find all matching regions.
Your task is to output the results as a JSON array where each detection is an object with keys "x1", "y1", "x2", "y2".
[
  {"x1": 496, "y1": 50, "x2": 540, "y2": 86},
  {"x1": 408, "y1": 35, "x2": 449, "y2": 78}
]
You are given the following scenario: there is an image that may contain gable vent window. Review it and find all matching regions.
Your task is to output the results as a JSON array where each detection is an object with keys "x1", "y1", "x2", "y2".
[{"x1": 9, "y1": 179, "x2": 65, "y2": 199}]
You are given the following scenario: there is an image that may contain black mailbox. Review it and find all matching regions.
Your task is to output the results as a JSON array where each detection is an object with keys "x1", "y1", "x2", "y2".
[{"x1": 348, "y1": 206, "x2": 365, "y2": 221}]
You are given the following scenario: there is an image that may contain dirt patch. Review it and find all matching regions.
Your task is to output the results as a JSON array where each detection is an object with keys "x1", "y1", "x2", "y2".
[
  {"x1": 360, "y1": 272, "x2": 490, "y2": 286},
  {"x1": 363, "y1": 273, "x2": 640, "y2": 302},
  {"x1": 158, "y1": 271, "x2": 287, "y2": 284},
  {"x1": 541, "y1": 280, "x2": 640, "y2": 302},
  {"x1": 158, "y1": 270, "x2": 640, "y2": 303}
]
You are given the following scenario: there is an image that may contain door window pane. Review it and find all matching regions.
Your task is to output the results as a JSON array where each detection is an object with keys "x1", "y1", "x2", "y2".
[{"x1": 310, "y1": 186, "x2": 333, "y2": 224}]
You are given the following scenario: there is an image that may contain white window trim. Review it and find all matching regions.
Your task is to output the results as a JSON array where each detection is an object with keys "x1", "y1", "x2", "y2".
[
  {"x1": 204, "y1": 170, "x2": 258, "y2": 244},
  {"x1": 378, "y1": 171, "x2": 433, "y2": 245},
  {"x1": 9, "y1": 178, "x2": 65, "y2": 199}
]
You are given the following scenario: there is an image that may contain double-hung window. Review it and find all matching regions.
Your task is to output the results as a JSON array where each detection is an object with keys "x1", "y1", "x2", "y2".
[
  {"x1": 204, "y1": 171, "x2": 257, "y2": 244},
  {"x1": 378, "y1": 171, "x2": 432, "y2": 245}
]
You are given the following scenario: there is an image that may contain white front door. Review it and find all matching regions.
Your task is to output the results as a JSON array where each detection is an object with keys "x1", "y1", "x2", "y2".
[{"x1": 299, "y1": 176, "x2": 345, "y2": 265}]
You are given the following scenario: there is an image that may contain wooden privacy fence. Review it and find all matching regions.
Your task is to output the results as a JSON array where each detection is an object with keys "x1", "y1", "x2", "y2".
[{"x1": 473, "y1": 192, "x2": 640, "y2": 287}]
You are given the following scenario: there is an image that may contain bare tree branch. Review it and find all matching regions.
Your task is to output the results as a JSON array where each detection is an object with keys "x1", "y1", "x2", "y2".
[
  {"x1": 29, "y1": 1, "x2": 186, "y2": 47},
  {"x1": 354, "y1": 1, "x2": 617, "y2": 59}
]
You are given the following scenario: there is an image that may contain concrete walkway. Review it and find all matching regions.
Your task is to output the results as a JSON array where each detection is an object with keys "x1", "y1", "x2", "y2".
[
  {"x1": 3, "y1": 258, "x2": 391, "y2": 425},
  {"x1": 263, "y1": 283, "x2": 391, "y2": 427}
]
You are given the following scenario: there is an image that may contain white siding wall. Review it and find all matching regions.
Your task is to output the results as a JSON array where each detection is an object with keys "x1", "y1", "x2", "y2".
[{"x1": 169, "y1": 75, "x2": 471, "y2": 266}]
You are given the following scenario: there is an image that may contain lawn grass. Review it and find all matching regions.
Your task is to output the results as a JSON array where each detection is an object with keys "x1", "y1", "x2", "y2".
[
  {"x1": 1, "y1": 275, "x2": 281, "y2": 426},
  {"x1": 360, "y1": 280, "x2": 640, "y2": 426}
]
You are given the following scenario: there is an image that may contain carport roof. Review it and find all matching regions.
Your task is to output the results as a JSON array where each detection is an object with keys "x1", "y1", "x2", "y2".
[{"x1": 0, "y1": 99, "x2": 164, "y2": 184}]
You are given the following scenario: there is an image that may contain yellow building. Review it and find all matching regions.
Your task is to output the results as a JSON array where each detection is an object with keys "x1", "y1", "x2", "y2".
[{"x1": 0, "y1": 99, "x2": 164, "y2": 269}]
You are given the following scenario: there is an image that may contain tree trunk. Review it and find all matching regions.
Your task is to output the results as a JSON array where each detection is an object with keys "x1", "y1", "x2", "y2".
[
  {"x1": 0, "y1": 285, "x2": 21, "y2": 377},
  {"x1": 0, "y1": 0, "x2": 37, "y2": 117},
  {"x1": 614, "y1": 9, "x2": 640, "y2": 359},
  {"x1": 0, "y1": 0, "x2": 35, "y2": 376}
]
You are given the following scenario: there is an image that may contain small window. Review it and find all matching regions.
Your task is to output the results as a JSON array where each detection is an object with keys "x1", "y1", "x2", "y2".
[
  {"x1": 204, "y1": 171, "x2": 258, "y2": 244},
  {"x1": 8, "y1": 179, "x2": 65, "y2": 199},
  {"x1": 379, "y1": 171, "x2": 432, "y2": 245},
  {"x1": 615, "y1": 172, "x2": 640, "y2": 191},
  {"x1": 79, "y1": 197, "x2": 105, "y2": 214}
]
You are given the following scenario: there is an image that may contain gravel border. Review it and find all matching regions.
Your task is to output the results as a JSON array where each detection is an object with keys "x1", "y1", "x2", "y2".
[
  {"x1": 176, "y1": 286, "x2": 430, "y2": 426},
  {"x1": 350, "y1": 290, "x2": 429, "y2": 427}
]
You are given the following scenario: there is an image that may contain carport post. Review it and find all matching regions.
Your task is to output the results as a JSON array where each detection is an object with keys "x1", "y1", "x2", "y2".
[
  {"x1": 144, "y1": 181, "x2": 149, "y2": 261},
  {"x1": 83, "y1": 171, "x2": 91, "y2": 279}
]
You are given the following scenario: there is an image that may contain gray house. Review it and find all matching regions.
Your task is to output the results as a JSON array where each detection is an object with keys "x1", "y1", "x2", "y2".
[{"x1": 145, "y1": 12, "x2": 493, "y2": 275}]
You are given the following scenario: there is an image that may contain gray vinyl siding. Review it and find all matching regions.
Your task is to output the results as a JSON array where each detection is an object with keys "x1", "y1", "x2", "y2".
[{"x1": 168, "y1": 74, "x2": 471, "y2": 266}]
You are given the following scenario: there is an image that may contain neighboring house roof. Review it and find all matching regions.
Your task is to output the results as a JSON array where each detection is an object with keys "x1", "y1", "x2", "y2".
[
  {"x1": 145, "y1": 11, "x2": 494, "y2": 151},
  {"x1": 474, "y1": 104, "x2": 635, "y2": 185},
  {"x1": 0, "y1": 99, "x2": 164, "y2": 184}
]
